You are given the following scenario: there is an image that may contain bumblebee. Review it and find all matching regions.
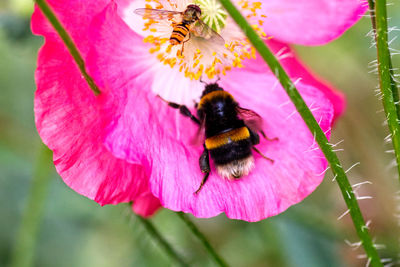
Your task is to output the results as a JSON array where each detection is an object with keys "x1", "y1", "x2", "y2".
[
  {"x1": 159, "y1": 82, "x2": 276, "y2": 194},
  {"x1": 134, "y1": 4, "x2": 224, "y2": 51}
]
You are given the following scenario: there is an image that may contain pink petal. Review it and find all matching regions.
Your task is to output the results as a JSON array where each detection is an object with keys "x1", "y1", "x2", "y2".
[
  {"x1": 86, "y1": 2, "x2": 156, "y2": 92},
  {"x1": 262, "y1": 0, "x2": 368, "y2": 45},
  {"x1": 132, "y1": 192, "x2": 162, "y2": 217},
  {"x1": 32, "y1": 0, "x2": 156, "y2": 206},
  {"x1": 244, "y1": 39, "x2": 346, "y2": 121}
]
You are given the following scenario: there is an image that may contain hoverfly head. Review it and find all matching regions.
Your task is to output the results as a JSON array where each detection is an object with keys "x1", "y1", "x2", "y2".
[{"x1": 186, "y1": 4, "x2": 202, "y2": 20}]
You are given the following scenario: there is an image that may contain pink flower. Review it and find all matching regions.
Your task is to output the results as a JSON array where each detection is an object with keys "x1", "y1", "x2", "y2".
[{"x1": 32, "y1": 0, "x2": 366, "y2": 221}]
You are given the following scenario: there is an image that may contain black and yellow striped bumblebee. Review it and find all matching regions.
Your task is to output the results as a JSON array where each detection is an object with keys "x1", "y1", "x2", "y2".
[
  {"x1": 134, "y1": 4, "x2": 224, "y2": 52},
  {"x1": 159, "y1": 81, "x2": 276, "y2": 194}
]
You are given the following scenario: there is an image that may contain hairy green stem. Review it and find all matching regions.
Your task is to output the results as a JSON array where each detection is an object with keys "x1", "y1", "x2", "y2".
[
  {"x1": 368, "y1": 0, "x2": 377, "y2": 33},
  {"x1": 369, "y1": 0, "x2": 400, "y2": 126},
  {"x1": 218, "y1": 0, "x2": 382, "y2": 265},
  {"x1": 34, "y1": 0, "x2": 100, "y2": 95},
  {"x1": 177, "y1": 212, "x2": 228, "y2": 267},
  {"x1": 371, "y1": 0, "x2": 400, "y2": 180},
  {"x1": 11, "y1": 145, "x2": 53, "y2": 267},
  {"x1": 136, "y1": 215, "x2": 188, "y2": 266}
]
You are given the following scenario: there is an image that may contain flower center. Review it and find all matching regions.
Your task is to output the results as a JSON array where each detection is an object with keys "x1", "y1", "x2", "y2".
[
  {"x1": 140, "y1": 0, "x2": 266, "y2": 80},
  {"x1": 195, "y1": 0, "x2": 227, "y2": 33}
]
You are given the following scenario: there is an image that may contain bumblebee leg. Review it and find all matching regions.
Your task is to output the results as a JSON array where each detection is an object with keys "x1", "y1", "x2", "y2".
[
  {"x1": 195, "y1": 146, "x2": 210, "y2": 194},
  {"x1": 252, "y1": 147, "x2": 274, "y2": 163},
  {"x1": 248, "y1": 127, "x2": 260, "y2": 145},
  {"x1": 260, "y1": 130, "x2": 279, "y2": 142},
  {"x1": 250, "y1": 127, "x2": 278, "y2": 143},
  {"x1": 157, "y1": 95, "x2": 201, "y2": 125}
]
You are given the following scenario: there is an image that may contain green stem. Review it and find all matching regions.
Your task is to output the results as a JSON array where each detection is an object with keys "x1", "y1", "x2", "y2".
[
  {"x1": 177, "y1": 212, "x2": 228, "y2": 267},
  {"x1": 135, "y1": 215, "x2": 188, "y2": 266},
  {"x1": 368, "y1": 0, "x2": 377, "y2": 33},
  {"x1": 218, "y1": 0, "x2": 382, "y2": 266},
  {"x1": 368, "y1": 0, "x2": 400, "y2": 119},
  {"x1": 34, "y1": 0, "x2": 100, "y2": 95},
  {"x1": 371, "y1": 0, "x2": 400, "y2": 180},
  {"x1": 11, "y1": 145, "x2": 53, "y2": 267}
]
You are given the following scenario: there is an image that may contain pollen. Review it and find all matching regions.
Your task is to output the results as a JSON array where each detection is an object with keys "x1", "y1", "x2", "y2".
[{"x1": 138, "y1": 0, "x2": 267, "y2": 80}]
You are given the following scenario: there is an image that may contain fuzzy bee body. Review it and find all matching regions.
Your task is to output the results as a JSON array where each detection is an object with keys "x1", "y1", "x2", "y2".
[
  {"x1": 197, "y1": 88, "x2": 255, "y2": 179},
  {"x1": 159, "y1": 82, "x2": 274, "y2": 194}
]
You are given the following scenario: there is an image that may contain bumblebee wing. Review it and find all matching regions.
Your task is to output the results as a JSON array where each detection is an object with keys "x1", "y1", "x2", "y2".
[
  {"x1": 237, "y1": 107, "x2": 264, "y2": 133},
  {"x1": 134, "y1": 8, "x2": 182, "y2": 21},
  {"x1": 191, "y1": 20, "x2": 225, "y2": 45},
  {"x1": 190, "y1": 117, "x2": 206, "y2": 146}
]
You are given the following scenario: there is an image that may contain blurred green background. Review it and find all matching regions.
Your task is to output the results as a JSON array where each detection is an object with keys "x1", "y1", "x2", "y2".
[{"x1": 1, "y1": 0, "x2": 400, "y2": 266}]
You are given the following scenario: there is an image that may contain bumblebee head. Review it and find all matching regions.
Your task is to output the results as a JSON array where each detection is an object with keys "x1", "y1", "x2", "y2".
[
  {"x1": 197, "y1": 82, "x2": 234, "y2": 119},
  {"x1": 200, "y1": 83, "x2": 224, "y2": 98}
]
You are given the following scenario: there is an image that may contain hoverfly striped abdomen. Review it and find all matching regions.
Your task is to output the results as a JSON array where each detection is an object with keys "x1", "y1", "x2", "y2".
[{"x1": 170, "y1": 23, "x2": 190, "y2": 45}]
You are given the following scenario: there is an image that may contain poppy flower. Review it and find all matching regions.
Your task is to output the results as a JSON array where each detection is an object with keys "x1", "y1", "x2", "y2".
[{"x1": 32, "y1": 0, "x2": 367, "y2": 221}]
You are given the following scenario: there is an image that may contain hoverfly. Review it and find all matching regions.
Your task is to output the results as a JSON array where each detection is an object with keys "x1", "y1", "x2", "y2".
[
  {"x1": 158, "y1": 81, "x2": 276, "y2": 194},
  {"x1": 134, "y1": 4, "x2": 225, "y2": 53}
]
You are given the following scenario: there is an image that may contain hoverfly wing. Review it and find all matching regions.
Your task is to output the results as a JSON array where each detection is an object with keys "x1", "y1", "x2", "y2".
[
  {"x1": 134, "y1": 8, "x2": 183, "y2": 21},
  {"x1": 237, "y1": 107, "x2": 264, "y2": 133},
  {"x1": 191, "y1": 20, "x2": 225, "y2": 45}
]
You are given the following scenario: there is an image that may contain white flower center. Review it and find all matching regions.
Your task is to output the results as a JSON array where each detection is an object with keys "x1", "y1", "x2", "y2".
[
  {"x1": 195, "y1": 0, "x2": 227, "y2": 33},
  {"x1": 139, "y1": 0, "x2": 266, "y2": 80}
]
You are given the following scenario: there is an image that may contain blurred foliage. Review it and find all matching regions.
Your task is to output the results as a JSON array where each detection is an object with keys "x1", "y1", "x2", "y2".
[{"x1": 0, "y1": 1, "x2": 400, "y2": 267}]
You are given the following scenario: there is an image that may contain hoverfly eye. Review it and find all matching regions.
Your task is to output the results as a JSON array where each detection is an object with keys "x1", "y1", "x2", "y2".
[{"x1": 188, "y1": 4, "x2": 201, "y2": 15}]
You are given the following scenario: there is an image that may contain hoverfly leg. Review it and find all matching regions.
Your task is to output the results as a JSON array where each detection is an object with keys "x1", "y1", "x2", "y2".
[
  {"x1": 195, "y1": 145, "x2": 210, "y2": 194},
  {"x1": 180, "y1": 33, "x2": 190, "y2": 57},
  {"x1": 179, "y1": 43, "x2": 185, "y2": 56},
  {"x1": 157, "y1": 95, "x2": 201, "y2": 125},
  {"x1": 260, "y1": 130, "x2": 279, "y2": 142},
  {"x1": 180, "y1": 34, "x2": 190, "y2": 56},
  {"x1": 252, "y1": 147, "x2": 274, "y2": 163}
]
